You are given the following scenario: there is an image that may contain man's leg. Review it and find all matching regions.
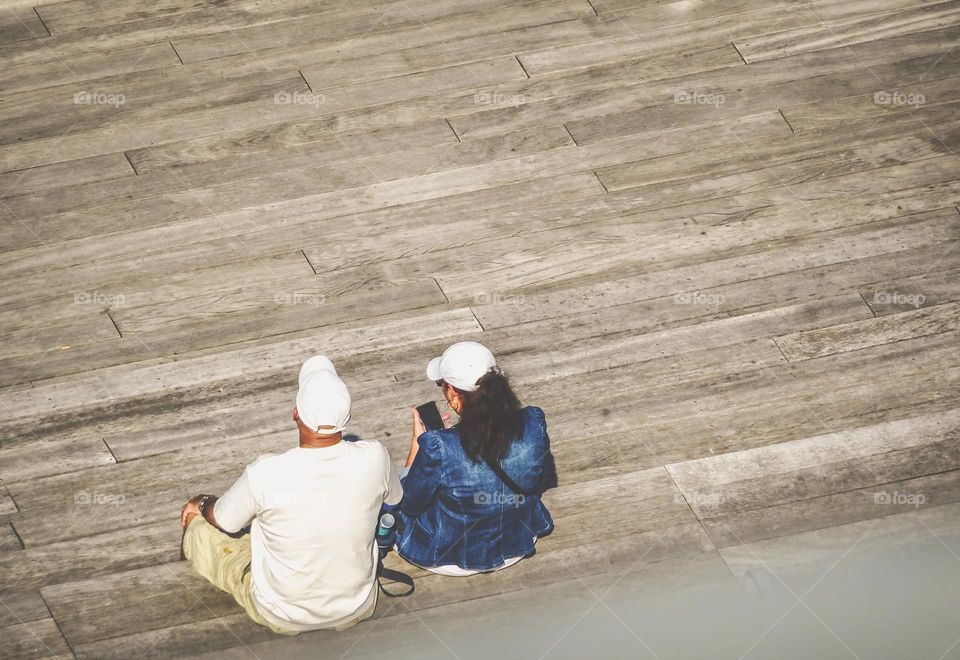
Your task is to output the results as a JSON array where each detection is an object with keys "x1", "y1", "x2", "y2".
[{"x1": 182, "y1": 517, "x2": 297, "y2": 635}]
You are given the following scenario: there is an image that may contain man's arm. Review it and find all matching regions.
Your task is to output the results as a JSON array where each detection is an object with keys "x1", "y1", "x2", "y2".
[{"x1": 180, "y1": 468, "x2": 257, "y2": 533}]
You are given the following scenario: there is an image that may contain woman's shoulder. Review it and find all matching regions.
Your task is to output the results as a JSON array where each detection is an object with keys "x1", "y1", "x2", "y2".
[
  {"x1": 522, "y1": 405, "x2": 546, "y2": 426},
  {"x1": 520, "y1": 406, "x2": 547, "y2": 438},
  {"x1": 418, "y1": 426, "x2": 460, "y2": 452}
]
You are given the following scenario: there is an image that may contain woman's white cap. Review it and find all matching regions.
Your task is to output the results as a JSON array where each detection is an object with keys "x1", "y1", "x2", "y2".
[
  {"x1": 426, "y1": 341, "x2": 497, "y2": 392},
  {"x1": 296, "y1": 355, "x2": 351, "y2": 434}
]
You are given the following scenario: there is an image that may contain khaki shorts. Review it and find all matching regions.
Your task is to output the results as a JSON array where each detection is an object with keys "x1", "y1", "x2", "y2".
[{"x1": 182, "y1": 517, "x2": 377, "y2": 634}]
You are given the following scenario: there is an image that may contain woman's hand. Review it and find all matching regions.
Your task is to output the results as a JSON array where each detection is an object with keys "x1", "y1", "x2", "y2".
[
  {"x1": 406, "y1": 406, "x2": 452, "y2": 467},
  {"x1": 411, "y1": 406, "x2": 426, "y2": 438}
]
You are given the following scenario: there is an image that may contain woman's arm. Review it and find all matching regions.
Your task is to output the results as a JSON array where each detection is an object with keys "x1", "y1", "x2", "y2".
[
  {"x1": 400, "y1": 431, "x2": 443, "y2": 518},
  {"x1": 405, "y1": 406, "x2": 427, "y2": 467}
]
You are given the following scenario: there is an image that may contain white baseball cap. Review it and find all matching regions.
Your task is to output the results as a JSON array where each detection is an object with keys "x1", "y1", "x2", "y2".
[
  {"x1": 296, "y1": 355, "x2": 351, "y2": 434},
  {"x1": 426, "y1": 341, "x2": 498, "y2": 392}
]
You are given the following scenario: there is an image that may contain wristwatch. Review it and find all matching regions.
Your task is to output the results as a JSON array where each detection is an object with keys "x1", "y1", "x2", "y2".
[{"x1": 197, "y1": 494, "x2": 216, "y2": 519}]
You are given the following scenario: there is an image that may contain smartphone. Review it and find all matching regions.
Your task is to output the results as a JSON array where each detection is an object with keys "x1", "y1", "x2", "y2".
[{"x1": 416, "y1": 401, "x2": 445, "y2": 431}]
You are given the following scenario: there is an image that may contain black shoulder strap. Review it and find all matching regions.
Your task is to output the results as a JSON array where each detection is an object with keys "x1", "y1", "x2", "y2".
[
  {"x1": 483, "y1": 456, "x2": 537, "y2": 498},
  {"x1": 377, "y1": 567, "x2": 415, "y2": 597},
  {"x1": 456, "y1": 432, "x2": 537, "y2": 498}
]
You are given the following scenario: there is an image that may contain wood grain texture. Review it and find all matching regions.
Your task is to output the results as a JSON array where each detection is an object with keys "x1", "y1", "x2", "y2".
[
  {"x1": 667, "y1": 408, "x2": 960, "y2": 546},
  {"x1": 735, "y1": 0, "x2": 960, "y2": 63},
  {"x1": 776, "y1": 301, "x2": 960, "y2": 361},
  {"x1": 1, "y1": 0, "x2": 958, "y2": 656}
]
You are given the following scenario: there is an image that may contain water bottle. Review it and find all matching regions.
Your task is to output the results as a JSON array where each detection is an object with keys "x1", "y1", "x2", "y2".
[{"x1": 376, "y1": 513, "x2": 396, "y2": 558}]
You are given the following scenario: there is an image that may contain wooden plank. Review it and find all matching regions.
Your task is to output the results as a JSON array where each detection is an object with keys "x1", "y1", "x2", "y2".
[
  {"x1": 0, "y1": 68, "x2": 310, "y2": 149},
  {"x1": 719, "y1": 500, "x2": 960, "y2": 577},
  {"x1": 735, "y1": 0, "x2": 960, "y2": 63},
  {"x1": 861, "y1": 268, "x2": 960, "y2": 316},
  {"x1": 0, "y1": 435, "x2": 116, "y2": 484},
  {"x1": 781, "y1": 75, "x2": 960, "y2": 132},
  {"x1": 126, "y1": 116, "x2": 457, "y2": 174},
  {"x1": 432, "y1": 205, "x2": 959, "y2": 304},
  {"x1": 0, "y1": 589, "x2": 48, "y2": 627},
  {"x1": 280, "y1": 3, "x2": 605, "y2": 91},
  {"x1": 471, "y1": 206, "x2": 960, "y2": 330},
  {"x1": 670, "y1": 441, "x2": 960, "y2": 547},
  {"x1": 0, "y1": 618, "x2": 72, "y2": 659},
  {"x1": 302, "y1": 55, "x2": 528, "y2": 109},
  {"x1": 776, "y1": 301, "x2": 960, "y2": 361},
  {"x1": 592, "y1": 122, "x2": 958, "y2": 194},
  {"x1": 0, "y1": 42, "x2": 179, "y2": 95},
  {"x1": 0, "y1": 486, "x2": 17, "y2": 515},
  {"x1": 531, "y1": 328, "x2": 959, "y2": 468},
  {"x1": 0, "y1": 166, "x2": 597, "y2": 282},
  {"x1": 0, "y1": 7, "x2": 47, "y2": 44},
  {"x1": 668, "y1": 408, "x2": 960, "y2": 517},
  {"x1": 449, "y1": 43, "x2": 746, "y2": 139},
  {"x1": 0, "y1": 153, "x2": 133, "y2": 199},
  {"x1": 171, "y1": 0, "x2": 583, "y2": 62},
  {"x1": 516, "y1": 0, "x2": 829, "y2": 77},
  {"x1": 1, "y1": 123, "x2": 572, "y2": 254},
  {"x1": 559, "y1": 31, "x2": 960, "y2": 144},
  {"x1": 110, "y1": 275, "x2": 446, "y2": 337},
  {"x1": 40, "y1": 561, "x2": 242, "y2": 649},
  {"x1": 0, "y1": 301, "x2": 120, "y2": 362},
  {"x1": 0, "y1": 521, "x2": 176, "y2": 590},
  {"x1": 0, "y1": 522, "x2": 20, "y2": 548}
]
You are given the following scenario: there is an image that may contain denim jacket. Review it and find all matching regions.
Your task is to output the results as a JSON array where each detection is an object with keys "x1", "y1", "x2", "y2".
[{"x1": 394, "y1": 406, "x2": 556, "y2": 571}]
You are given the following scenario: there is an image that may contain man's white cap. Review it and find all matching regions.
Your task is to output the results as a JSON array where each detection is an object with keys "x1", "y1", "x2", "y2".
[
  {"x1": 426, "y1": 341, "x2": 498, "y2": 392},
  {"x1": 296, "y1": 355, "x2": 351, "y2": 434}
]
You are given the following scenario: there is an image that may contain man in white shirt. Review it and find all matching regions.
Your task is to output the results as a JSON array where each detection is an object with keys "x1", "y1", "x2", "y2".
[{"x1": 180, "y1": 356, "x2": 403, "y2": 634}]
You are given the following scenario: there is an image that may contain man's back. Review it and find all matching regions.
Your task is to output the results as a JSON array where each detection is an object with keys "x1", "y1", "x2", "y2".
[{"x1": 216, "y1": 440, "x2": 402, "y2": 630}]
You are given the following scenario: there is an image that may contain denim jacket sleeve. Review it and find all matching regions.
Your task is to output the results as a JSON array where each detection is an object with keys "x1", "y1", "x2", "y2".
[
  {"x1": 533, "y1": 407, "x2": 558, "y2": 493},
  {"x1": 400, "y1": 430, "x2": 443, "y2": 518}
]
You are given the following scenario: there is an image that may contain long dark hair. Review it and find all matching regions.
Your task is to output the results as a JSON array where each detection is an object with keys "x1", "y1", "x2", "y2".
[{"x1": 453, "y1": 369, "x2": 523, "y2": 463}]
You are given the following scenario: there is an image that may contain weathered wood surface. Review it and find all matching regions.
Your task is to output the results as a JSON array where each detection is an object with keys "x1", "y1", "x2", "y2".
[{"x1": 1, "y1": 0, "x2": 958, "y2": 656}]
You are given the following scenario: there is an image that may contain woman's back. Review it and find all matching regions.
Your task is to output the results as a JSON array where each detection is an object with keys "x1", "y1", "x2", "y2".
[{"x1": 396, "y1": 406, "x2": 555, "y2": 572}]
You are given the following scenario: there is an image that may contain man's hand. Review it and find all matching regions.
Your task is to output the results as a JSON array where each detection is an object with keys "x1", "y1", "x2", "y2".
[{"x1": 180, "y1": 495, "x2": 202, "y2": 528}]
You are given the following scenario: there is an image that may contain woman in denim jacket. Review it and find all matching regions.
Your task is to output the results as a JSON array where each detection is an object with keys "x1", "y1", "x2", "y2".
[{"x1": 394, "y1": 341, "x2": 556, "y2": 576}]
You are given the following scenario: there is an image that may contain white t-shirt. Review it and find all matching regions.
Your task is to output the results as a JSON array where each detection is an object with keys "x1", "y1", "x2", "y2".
[{"x1": 214, "y1": 441, "x2": 402, "y2": 631}]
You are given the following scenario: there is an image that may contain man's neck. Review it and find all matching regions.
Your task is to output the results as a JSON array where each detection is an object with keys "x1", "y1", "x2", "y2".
[{"x1": 299, "y1": 432, "x2": 342, "y2": 449}]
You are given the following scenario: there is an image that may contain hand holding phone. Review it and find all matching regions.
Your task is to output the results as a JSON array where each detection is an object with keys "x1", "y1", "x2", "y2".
[{"x1": 415, "y1": 401, "x2": 445, "y2": 431}]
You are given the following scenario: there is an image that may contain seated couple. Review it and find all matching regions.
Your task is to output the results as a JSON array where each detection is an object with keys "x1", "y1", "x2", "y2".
[{"x1": 179, "y1": 341, "x2": 556, "y2": 634}]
